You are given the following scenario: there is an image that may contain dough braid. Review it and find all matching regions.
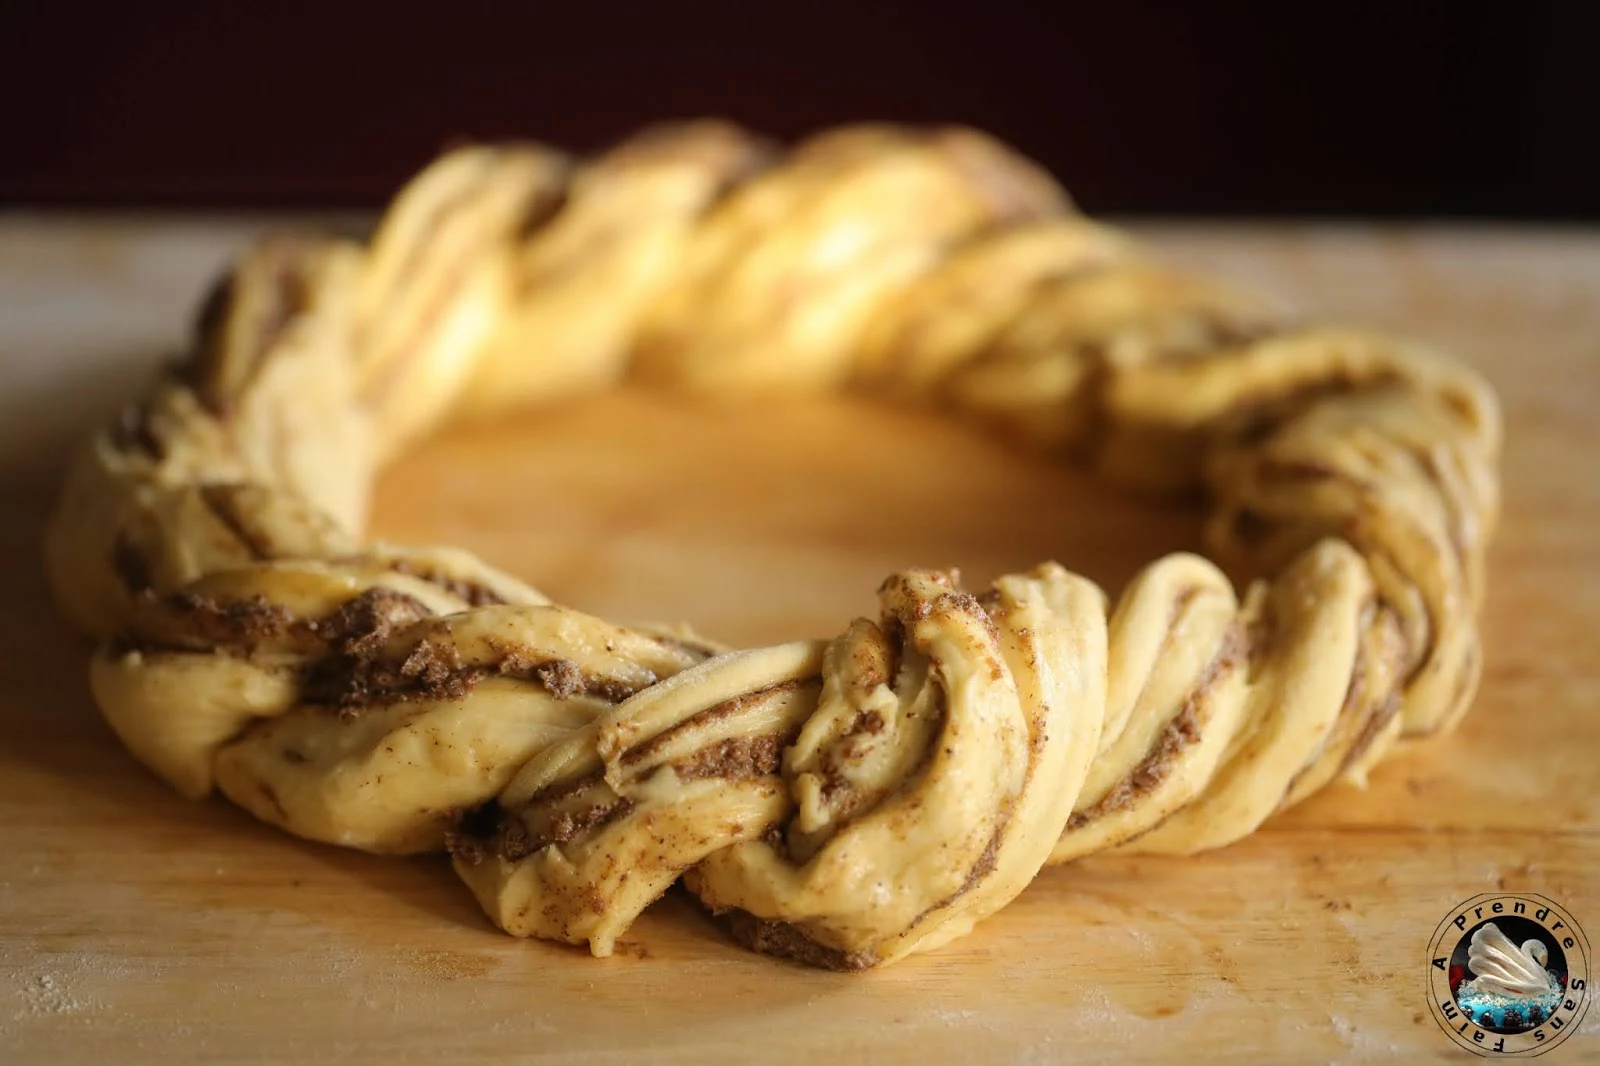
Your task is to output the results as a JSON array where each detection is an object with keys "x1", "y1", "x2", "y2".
[{"x1": 45, "y1": 120, "x2": 1501, "y2": 970}]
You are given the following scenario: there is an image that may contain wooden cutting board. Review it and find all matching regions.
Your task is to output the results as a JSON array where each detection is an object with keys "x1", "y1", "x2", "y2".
[{"x1": 2, "y1": 217, "x2": 1597, "y2": 1064}]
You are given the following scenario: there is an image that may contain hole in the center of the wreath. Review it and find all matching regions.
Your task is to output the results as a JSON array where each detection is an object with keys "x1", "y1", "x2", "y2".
[{"x1": 367, "y1": 387, "x2": 1203, "y2": 647}]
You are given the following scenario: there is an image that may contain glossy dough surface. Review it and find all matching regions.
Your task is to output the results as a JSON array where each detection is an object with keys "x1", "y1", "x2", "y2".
[{"x1": 45, "y1": 120, "x2": 1501, "y2": 970}]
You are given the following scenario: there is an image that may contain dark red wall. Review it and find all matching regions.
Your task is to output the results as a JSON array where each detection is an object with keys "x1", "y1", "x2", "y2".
[{"x1": 3, "y1": 1, "x2": 1594, "y2": 217}]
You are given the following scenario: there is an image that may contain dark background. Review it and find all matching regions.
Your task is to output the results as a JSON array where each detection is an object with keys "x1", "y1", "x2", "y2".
[{"x1": 3, "y1": 1, "x2": 1595, "y2": 218}]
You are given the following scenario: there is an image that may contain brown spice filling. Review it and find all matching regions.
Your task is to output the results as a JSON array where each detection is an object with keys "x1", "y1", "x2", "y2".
[
  {"x1": 815, "y1": 707, "x2": 894, "y2": 810},
  {"x1": 311, "y1": 645, "x2": 642, "y2": 716},
  {"x1": 447, "y1": 789, "x2": 636, "y2": 865},
  {"x1": 1419, "y1": 447, "x2": 1472, "y2": 564},
  {"x1": 817, "y1": 707, "x2": 887, "y2": 792},
  {"x1": 142, "y1": 582, "x2": 638, "y2": 712},
  {"x1": 318, "y1": 588, "x2": 435, "y2": 654},
  {"x1": 387, "y1": 557, "x2": 508, "y2": 607},
  {"x1": 1213, "y1": 373, "x2": 1365, "y2": 451},
  {"x1": 522, "y1": 799, "x2": 635, "y2": 857},
  {"x1": 361, "y1": 179, "x2": 499, "y2": 405},
  {"x1": 760, "y1": 822, "x2": 789, "y2": 860},
  {"x1": 692, "y1": 141, "x2": 780, "y2": 219},
  {"x1": 445, "y1": 803, "x2": 500, "y2": 866},
  {"x1": 619, "y1": 681, "x2": 800, "y2": 768},
  {"x1": 800, "y1": 687, "x2": 947, "y2": 867},
  {"x1": 186, "y1": 255, "x2": 312, "y2": 416},
  {"x1": 722, "y1": 910, "x2": 876, "y2": 973},
  {"x1": 648, "y1": 632, "x2": 725, "y2": 660},
  {"x1": 200, "y1": 485, "x2": 274, "y2": 560},
  {"x1": 1344, "y1": 692, "x2": 1401, "y2": 770},
  {"x1": 1283, "y1": 599, "x2": 1374, "y2": 798},
  {"x1": 133, "y1": 582, "x2": 420, "y2": 657},
  {"x1": 165, "y1": 591, "x2": 301, "y2": 648},
  {"x1": 958, "y1": 826, "x2": 1002, "y2": 896},
  {"x1": 1203, "y1": 313, "x2": 1290, "y2": 355},
  {"x1": 878, "y1": 615, "x2": 906, "y2": 682},
  {"x1": 674, "y1": 734, "x2": 785, "y2": 782},
  {"x1": 1066, "y1": 712, "x2": 1199, "y2": 832},
  {"x1": 1244, "y1": 594, "x2": 1279, "y2": 682},
  {"x1": 1333, "y1": 604, "x2": 1409, "y2": 775},
  {"x1": 512, "y1": 184, "x2": 572, "y2": 246},
  {"x1": 1066, "y1": 620, "x2": 1245, "y2": 830},
  {"x1": 532, "y1": 657, "x2": 583, "y2": 699}
]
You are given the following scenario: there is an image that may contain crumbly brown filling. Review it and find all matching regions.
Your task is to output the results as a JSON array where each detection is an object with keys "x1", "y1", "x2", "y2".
[
  {"x1": 1066, "y1": 620, "x2": 1245, "y2": 830},
  {"x1": 674, "y1": 734, "x2": 785, "y2": 782},
  {"x1": 816, "y1": 708, "x2": 887, "y2": 804},
  {"x1": 186, "y1": 254, "x2": 312, "y2": 416},
  {"x1": 199, "y1": 484, "x2": 275, "y2": 560},
  {"x1": 309, "y1": 643, "x2": 644, "y2": 716},
  {"x1": 136, "y1": 586, "x2": 434, "y2": 659},
  {"x1": 722, "y1": 910, "x2": 877, "y2": 973},
  {"x1": 521, "y1": 799, "x2": 634, "y2": 857},
  {"x1": 617, "y1": 681, "x2": 799, "y2": 768},
  {"x1": 444, "y1": 803, "x2": 499, "y2": 866},
  {"x1": 958, "y1": 826, "x2": 1002, "y2": 896},
  {"x1": 1333, "y1": 603, "x2": 1408, "y2": 775},
  {"x1": 512, "y1": 183, "x2": 572, "y2": 246},
  {"x1": 387, "y1": 557, "x2": 508, "y2": 607},
  {"x1": 134, "y1": 583, "x2": 639, "y2": 712},
  {"x1": 164, "y1": 591, "x2": 303, "y2": 648},
  {"x1": 447, "y1": 786, "x2": 636, "y2": 865}
]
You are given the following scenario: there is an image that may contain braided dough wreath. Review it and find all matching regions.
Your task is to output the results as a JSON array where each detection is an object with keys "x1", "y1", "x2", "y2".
[{"x1": 45, "y1": 121, "x2": 1500, "y2": 971}]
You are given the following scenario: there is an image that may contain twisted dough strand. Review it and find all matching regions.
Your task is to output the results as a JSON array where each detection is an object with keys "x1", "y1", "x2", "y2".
[{"x1": 45, "y1": 120, "x2": 1500, "y2": 970}]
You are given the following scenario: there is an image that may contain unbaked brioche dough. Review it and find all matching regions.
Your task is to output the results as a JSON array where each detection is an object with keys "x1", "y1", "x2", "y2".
[{"x1": 45, "y1": 120, "x2": 1500, "y2": 970}]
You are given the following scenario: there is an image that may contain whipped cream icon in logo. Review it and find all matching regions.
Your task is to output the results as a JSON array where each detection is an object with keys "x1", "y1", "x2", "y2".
[{"x1": 1428, "y1": 894, "x2": 1590, "y2": 1056}]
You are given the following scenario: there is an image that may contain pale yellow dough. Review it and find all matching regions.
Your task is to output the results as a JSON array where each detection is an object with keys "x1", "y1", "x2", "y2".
[{"x1": 44, "y1": 120, "x2": 1501, "y2": 970}]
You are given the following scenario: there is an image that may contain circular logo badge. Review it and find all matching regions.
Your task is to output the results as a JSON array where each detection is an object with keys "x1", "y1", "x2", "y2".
[{"x1": 1427, "y1": 894, "x2": 1590, "y2": 1056}]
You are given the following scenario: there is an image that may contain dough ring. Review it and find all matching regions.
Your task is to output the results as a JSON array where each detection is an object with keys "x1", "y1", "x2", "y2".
[{"x1": 44, "y1": 120, "x2": 1501, "y2": 970}]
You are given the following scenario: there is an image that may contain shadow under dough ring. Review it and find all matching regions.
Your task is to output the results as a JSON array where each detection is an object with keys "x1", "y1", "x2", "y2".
[{"x1": 44, "y1": 120, "x2": 1502, "y2": 971}]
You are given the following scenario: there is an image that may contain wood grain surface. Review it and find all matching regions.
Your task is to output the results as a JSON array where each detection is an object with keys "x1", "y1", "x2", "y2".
[{"x1": 2, "y1": 216, "x2": 1597, "y2": 1064}]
